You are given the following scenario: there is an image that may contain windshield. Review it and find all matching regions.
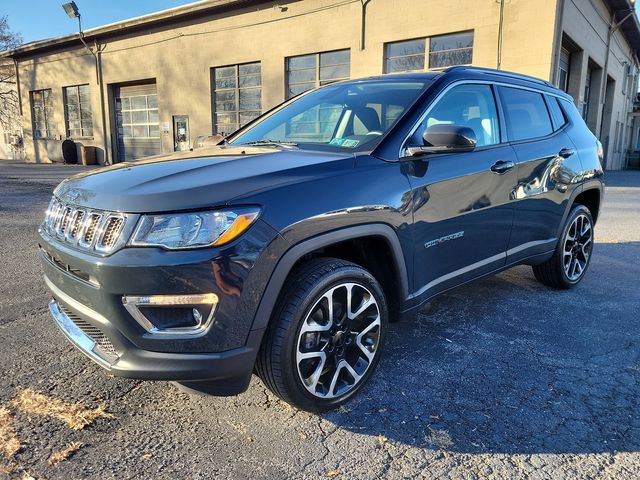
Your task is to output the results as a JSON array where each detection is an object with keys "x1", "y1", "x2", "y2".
[{"x1": 228, "y1": 80, "x2": 430, "y2": 152}]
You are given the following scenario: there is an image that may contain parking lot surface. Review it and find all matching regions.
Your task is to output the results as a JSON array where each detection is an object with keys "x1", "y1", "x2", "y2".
[{"x1": 0, "y1": 161, "x2": 638, "y2": 479}]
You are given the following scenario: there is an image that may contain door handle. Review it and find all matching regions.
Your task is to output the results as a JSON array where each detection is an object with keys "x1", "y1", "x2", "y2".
[
  {"x1": 558, "y1": 148, "x2": 576, "y2": 158},
  {"x1": 490, "y1": 160, "x2": 515, "y2": 174}
]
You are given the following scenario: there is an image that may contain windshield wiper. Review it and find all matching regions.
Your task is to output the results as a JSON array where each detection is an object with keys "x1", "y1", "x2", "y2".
[{"x1": 242, "y1": 140, "x2": 298, "y2": 147}]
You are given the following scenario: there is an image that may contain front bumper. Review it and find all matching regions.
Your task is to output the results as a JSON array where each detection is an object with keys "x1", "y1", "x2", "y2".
[
  {"x1": 39, "y1": 219, "x2": 282, "y2": 389},
  {"x1": 49, "y1": 297, "x2": 262, "y2": 384}
]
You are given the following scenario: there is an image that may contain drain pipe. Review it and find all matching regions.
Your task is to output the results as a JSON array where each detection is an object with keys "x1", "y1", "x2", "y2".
[
  {"x1": 73, "y1": 15, "x2": 110, "y2": 164},
  {"x1": 496, "y1": 0, "x2": 505, "y2": 69},
  {"x1": 360, "y1": 0, "x2": 372, "y2": 50},
  {"x1": 95, "y1": 39, "x2": 110, "y2": 165}
]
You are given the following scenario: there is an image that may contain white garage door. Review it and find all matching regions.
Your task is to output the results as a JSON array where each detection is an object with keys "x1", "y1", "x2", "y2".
[{"x1": 115, "y1": 83, "x2": 160, "y2": 162}]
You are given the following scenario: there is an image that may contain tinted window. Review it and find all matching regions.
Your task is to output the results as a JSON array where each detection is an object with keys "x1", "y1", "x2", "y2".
[
  {"x1": 412, "y1": 84, "x2": 500, "y2": 147},
  {"x1": 500, "y1": 87, "x2": 553, "y2": 141},
  {"x1": 546, "y1": 95, "x2": 567, "y2": 130},
  {"x1": 230, "y1": 80, "x2": 429, "y2": 152}
]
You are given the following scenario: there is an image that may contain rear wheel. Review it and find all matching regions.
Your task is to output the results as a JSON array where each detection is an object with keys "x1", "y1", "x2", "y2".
[
  {"x1": 533, "y1": 204, "x2": 594, "y2": 289},
  {"x1": 256, "y1": 258, "x2": 387, "y2": 412}
]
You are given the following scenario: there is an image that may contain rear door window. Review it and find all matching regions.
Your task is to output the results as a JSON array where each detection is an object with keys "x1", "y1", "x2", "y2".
[{"x1": 499, "y1": 87, "x2": 553, "y2": 141}]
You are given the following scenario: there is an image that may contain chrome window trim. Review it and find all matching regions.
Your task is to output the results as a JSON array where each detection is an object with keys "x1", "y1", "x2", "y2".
[{"x1": 399, "y1": 79, "x2": 570, "y2": 158}]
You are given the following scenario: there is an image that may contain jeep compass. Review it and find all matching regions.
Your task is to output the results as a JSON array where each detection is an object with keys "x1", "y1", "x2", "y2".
[{"x1": 39, "y1": 66, "x2": 604, "y2": 412}]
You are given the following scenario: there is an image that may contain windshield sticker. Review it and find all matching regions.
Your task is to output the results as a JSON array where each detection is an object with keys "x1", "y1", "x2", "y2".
[{"x1": 329, "y1": 138, "x2": 360, "y2": 148}]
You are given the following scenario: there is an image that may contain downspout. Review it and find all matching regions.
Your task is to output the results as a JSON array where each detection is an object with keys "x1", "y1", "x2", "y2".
[
  {"x1": 13, "y1": 57, "x2": 24, "y2": 161},
  {"x1": 549, "y1": 0, "x2": 566, "y2": 84},
  {"x1": 13, "y1": 58, "x2": 22, "y2": 116},
  {"x1": 95, "y1": 39, "x2": 110, "y2": 165},
  {"x1": 360, "y1": 0, "x2": 372, "y2": 50},
  {"x1": 75, "y1": 15, "x2": 110, "y2": 164},
  {"x1": 497, "y1": 0, "x2": 505, "y2": 69}
]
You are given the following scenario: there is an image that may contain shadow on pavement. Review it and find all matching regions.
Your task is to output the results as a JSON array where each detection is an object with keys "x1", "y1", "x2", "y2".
[{"x1": 322, "y1": 241, "x2": 640, "y2": 455}]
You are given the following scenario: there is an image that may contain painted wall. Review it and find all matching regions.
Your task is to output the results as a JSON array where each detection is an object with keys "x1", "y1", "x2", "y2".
[
  {"x1": 560, "y1": 0, "x2": 639, "y2": 169},
  {"x1": 11, "y1": 0, "x2": 634, "y2": 169}
]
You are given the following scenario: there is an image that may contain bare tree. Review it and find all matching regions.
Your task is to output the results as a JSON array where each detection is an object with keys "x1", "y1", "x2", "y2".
[{"x1": 0, "y1": 16, "x2": 23, "y2": 136}]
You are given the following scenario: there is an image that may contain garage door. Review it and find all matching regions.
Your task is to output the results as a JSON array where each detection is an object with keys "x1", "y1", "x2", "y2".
[{"x1": 114, "y1": 84, "x2": 160, "y2": 162}]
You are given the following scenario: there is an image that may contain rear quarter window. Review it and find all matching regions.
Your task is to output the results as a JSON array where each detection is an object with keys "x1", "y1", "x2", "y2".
[
  {"x1": 499, "y1": 87, "x2": 553, "y2": 141},
  {"x1": 545, "y1": 95, "x2": 568, "y2": 130}
]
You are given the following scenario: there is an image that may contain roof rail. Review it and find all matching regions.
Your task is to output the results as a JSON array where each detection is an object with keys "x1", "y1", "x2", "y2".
[{"x1": 443, "y1": 66, "x2": 554, "y2": 87}]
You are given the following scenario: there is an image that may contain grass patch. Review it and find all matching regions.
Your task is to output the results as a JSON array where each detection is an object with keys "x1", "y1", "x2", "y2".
[
  {"x1": 0, "y1": 406, "x2": 21, "y2": 459},
  {"x1": 48, "y1": 442, "x2": 83, "y2": 466},
  {"x1": 12, "y1": 388, "x2": 112, "y2": 430}
]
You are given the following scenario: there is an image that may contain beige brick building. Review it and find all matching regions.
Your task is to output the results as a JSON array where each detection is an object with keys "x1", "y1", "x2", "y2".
[{"x1": 2, "y1": 0, "x2": 639, "y2": 169}]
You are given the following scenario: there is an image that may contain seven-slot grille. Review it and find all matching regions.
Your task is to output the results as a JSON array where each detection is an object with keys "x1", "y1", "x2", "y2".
[{"x1": 43, "y1": 197, "x2": 127, "y2": 253}]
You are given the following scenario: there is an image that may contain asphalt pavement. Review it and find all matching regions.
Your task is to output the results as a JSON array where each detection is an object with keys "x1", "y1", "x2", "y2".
[{"x1": 0, "y1": 161, "x2": 638, "y2": 479}]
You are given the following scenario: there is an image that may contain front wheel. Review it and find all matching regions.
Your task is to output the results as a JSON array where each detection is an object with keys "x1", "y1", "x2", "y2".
[
  {"x1": 256, "y1": 258, "x2": 388, "y2": 412},
  {"x1": 533, "y1": 204, "x2": 594, "y2": 289}
]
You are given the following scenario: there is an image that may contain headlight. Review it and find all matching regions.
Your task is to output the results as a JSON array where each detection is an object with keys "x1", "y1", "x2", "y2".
[{"x1": 130, "y1": 207, "x2": 260, "y2": 249}]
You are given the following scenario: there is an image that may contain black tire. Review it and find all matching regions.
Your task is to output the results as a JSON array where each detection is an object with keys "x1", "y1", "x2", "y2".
[
  {"x1": 532, "y1": 204, "x2": 594, "y2": 289},
  {"x1": 256, "y1": 257, "x2": 388, "y2": 412}
]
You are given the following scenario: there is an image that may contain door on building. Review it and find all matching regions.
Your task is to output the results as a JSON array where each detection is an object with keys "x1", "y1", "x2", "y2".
[
  {"x1": 173, "y1": 115, "x2": 190, "y2": 151},
  {"x1": 114, "y1": 83, "x2": 160, "y2": 162}
]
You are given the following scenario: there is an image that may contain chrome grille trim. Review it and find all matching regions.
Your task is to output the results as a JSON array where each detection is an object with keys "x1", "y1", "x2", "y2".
[{"x1": 41, "y1": 196, "x2": 135, "y2": 255}]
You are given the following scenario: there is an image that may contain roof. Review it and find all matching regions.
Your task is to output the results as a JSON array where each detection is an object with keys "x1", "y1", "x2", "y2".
[
  {"x1": 0, "y1": 0, "x2": 264, "y2": 58},
  {"x1": 604, "y1": 0, "x2": 640, "y2": 58}
]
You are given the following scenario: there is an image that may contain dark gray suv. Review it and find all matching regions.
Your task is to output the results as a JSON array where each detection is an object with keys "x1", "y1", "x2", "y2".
[{"x1": 39, "y1": 66, "x2": 604, "y2": 412}]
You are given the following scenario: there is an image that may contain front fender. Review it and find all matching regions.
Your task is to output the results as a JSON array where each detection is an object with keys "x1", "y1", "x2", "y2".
[{"x1": 248, "y1": 223, "x2": 409, "y2": 333}]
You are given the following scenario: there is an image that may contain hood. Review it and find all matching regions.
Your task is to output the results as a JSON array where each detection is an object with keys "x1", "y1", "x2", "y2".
[{"x1": 54, "y1": 145, "x2": 354, "y2": 213}]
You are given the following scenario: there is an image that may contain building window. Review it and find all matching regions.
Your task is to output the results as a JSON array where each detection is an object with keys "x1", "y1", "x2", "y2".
[
  {"x1": 30, "y1": 89, "x2": 53, "y2": 139},
  {"x1": 116, "y1": 94, "x2": 159, "y2": 138},
  {"x1": 557, "y1": 48, "x2": 570, "y2": 92},
  {"x1": 286, "y1": 49, "x2": 350, "y2": 99},
  {"x1": 213, "y1": 62, "x2": 261, "y2": 135},
  {"x1": 582, "y1": 65, "x2": 593, "y2": 120},
  {"x1": 384, "y1": 32, "x2": 473, "y2": 73},
  {"x1": 428, "y1": 31, "x2": 474, "y2": 69},
  {"x1": 384, "y1": 38, "x2": 426, "y2": 73},
  {"x1": 64, "y1": 84, "x2": 93, "y2": 138}
]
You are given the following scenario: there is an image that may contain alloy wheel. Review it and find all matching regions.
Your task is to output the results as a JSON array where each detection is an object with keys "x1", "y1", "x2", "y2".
[
  {"x1": 295, "y1": 282, "x2": 381, "y2": 399},
  {"x1": 563, "y1": 213, "x2": 593, "y2": 281}
]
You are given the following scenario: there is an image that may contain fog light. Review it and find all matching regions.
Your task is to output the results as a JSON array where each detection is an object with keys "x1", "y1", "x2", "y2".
[{"x1": 122, "y1": 293, "x2": 218, "y2": 336}]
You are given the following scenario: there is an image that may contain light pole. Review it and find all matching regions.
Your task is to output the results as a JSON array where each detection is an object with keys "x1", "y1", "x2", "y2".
[{"x1": 62, "y1": 1, "x2": 110, "y2": 164}]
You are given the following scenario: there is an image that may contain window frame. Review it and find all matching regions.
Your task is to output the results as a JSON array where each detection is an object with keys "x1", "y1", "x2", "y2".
[
  {"x1": 212, "y1": 61, "x2": 262, "y2": 135},
  {"x1": 285, "y1": 49, "x2": 351, "y2": 99},
  {"x1": 400, "y1": 80, "x2": 573, "y2": 157},
  {"x1": 384, "y1": 31, "x2": 474, "y2": 74},
  {"x1": 63, "y1": 84, "x2": 93, "y2": 139},
  {"x1": 30, "y1": 88, "x2": 54, "y2": 140}
]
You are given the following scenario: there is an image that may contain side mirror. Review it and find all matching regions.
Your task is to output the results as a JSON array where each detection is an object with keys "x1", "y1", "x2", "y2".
[{"x1": 404, "y1": 124, "x2": 477, "y2": 157}]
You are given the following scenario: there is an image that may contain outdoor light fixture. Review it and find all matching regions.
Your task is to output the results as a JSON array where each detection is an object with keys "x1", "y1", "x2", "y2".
[{"x1": 62, "y1": 1, "x2": 80, "y2": 19}]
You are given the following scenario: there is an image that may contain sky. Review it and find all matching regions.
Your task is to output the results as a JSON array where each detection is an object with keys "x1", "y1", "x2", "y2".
[
  {"x1": 3, "y1": 0, "x2": 640, "y2": 45},
  {"x1": 2, "y1": 0, "x2": 203, "y2": 43}
]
